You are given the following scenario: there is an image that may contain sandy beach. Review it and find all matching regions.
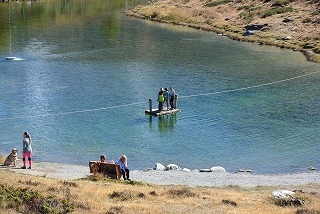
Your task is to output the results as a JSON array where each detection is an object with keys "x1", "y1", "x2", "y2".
[{"x1": 6, "y1": 160, "x2": 319, "y2": 187}]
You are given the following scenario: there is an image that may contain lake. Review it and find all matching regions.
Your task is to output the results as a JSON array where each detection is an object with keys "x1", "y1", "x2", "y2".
[{"x1": 0, "y1": 0, "x2": 319, "y2": 174}]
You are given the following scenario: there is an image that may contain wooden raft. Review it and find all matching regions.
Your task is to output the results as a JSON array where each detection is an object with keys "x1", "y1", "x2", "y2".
[
  {"x1": 89, "y1": 161, "x2": 122, "y2": 179},
  {"x1": 145, "y1": 94, "x2": 180, "y2": 116},
  {"x1": 145, "y1": 108, "x2": 181, "y2": 116}
]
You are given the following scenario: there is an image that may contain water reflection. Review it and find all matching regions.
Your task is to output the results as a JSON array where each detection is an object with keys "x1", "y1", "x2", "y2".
[
  {"x1": 0, "y1": 0, "x2": 138, "y2": 52},
  {"x1": 149, "y1": 114, "x2": 177, "y2": 133}
]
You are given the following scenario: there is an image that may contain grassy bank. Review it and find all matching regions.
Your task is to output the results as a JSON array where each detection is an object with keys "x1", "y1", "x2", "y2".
[
  {"x1": 1, "y1": 156, "x2": 320, "y2": 214},
  {"x1": 124, "y1": 0, "x2": 320, "y2": 63}
]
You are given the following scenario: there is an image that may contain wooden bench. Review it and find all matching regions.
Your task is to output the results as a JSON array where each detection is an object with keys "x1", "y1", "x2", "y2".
[{"x1": 89, "y1": 161, "x2": 122, "y2": 180}]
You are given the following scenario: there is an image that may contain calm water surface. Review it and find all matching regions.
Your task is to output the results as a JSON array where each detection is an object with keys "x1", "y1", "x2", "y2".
[{"x1": 0, "y1": 0, "x2": 319, "y2": 173}]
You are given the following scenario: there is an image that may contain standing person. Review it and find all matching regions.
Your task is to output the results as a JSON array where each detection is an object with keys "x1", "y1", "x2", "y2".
[
  {"x1": 164, "y1": 88, "x2": 169, "y2": 110},
  {"x1": 116, "y1": 155, "x2": 130, "y2": 180},
  {"x1": 157, "y1": 88, "x2": 164, "y2": 112},
  {"x1": 22, "y1": 132, "x2": 32, "y2": 169},
  {"x1": 169, "y1": 87, "x2": 176, "y2": 109}
]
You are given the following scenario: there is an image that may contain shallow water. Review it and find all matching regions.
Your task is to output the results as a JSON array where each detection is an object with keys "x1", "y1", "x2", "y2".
[{"x1": 0, "y1": 0, "x2": 319, "y2": 173}]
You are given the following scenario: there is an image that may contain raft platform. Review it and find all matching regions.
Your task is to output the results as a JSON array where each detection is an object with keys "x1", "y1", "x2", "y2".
[
  {"x1": 145, "y1": 108, "x2": 181, "y2": 116},
  {"x1": 145, "y1": 94, "x2": 180, "y2": 116}
]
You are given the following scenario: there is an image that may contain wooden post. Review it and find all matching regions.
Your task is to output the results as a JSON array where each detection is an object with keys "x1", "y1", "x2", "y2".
[
  {"x1": 174, "y1": 94, "x2": 178, "y2": 109},
  {"x1": 149, "y1": 98, "x2": 152, "y2": 113}
]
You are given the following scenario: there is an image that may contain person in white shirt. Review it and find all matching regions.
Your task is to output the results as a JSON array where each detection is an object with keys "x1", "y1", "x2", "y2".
[{"x1": 116, "y1": 155, "x2": 130, "y2": 180}]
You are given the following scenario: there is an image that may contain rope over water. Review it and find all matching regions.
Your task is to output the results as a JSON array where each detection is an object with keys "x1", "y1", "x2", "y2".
[
  {"x1": 179, "y1": 71, "x2": 319, "y2": 98},
  {"x1": 0, "y1": 71, "x2": 318, "y2": 121}
]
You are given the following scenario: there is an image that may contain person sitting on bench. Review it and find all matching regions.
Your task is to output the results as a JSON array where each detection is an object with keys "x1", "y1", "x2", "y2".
[
  {"x1": 100, "y1": 154, "x2": 115, "y2": 164},
  {"x1": 116, "y1": 155, "x2": 130, "y2": 180}
]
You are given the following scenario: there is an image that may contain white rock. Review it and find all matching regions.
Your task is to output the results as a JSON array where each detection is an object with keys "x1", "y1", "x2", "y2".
[
  {"x1": 154, "y1": 163, "x2": 165, "y2": 171},
  {"x1": 210, "y1": 166, "x2": 226, "y2": 173},
  {"x1": 272, "y1": 190, "x2": 295, "y2": 199},
  {"x1": 182, "y1": 168, "x2": 191, "y2": 172},
  {"x1": 166, "y1": 164, "x2": 181, "y2": 171}
]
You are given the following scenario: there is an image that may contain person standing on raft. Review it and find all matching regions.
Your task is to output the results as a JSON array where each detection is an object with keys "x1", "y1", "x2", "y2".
[
  {"x1": 169, "y1": 87, "x2": 175, "y2": 109},
  {"x1": 157, "y1": 88, "x2": 165, "y2": 112},
  {"x1": 164, "y1": 88, "x2": 169, "y2": 110}
]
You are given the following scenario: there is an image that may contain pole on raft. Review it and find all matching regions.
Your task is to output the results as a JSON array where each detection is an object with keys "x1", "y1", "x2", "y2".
[
  {"x1": 149, "y1": 98, "x2": 152, "y2": 113},
  {"x1": 174, "y1": 94, "x2": 178, "y2": 109}
]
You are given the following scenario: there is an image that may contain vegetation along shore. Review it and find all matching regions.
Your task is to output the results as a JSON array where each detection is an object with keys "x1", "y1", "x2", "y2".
[
  {"x1": 0, "y1": 156, "x2": 320, "y2": 213},
  {"x1": 124, "y1": 0, "x2": 320, "y2": 63}
]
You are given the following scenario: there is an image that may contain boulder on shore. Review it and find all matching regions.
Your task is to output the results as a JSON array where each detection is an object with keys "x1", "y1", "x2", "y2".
[
  {"x1": 272, "y1": 190, "x2": 295, "y2": 199},
  {"x1": 210, "y1": 166, "x2": 226, "y2": 173},
  {"x1": 154, "y1": 163, "x2": 165, "y2": 171},
  {"x1": 166, "y1": 164, "x2": 181, "y2": 171}
]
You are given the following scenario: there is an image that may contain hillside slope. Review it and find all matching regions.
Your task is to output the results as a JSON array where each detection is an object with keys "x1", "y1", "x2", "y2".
[{"x1": 125, "y1": 0, "x2": 320, "y2": 62}]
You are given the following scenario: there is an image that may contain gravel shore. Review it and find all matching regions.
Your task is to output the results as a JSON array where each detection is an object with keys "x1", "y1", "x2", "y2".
[{"x1": 7, "y1": 161, "x2": 320, "y2": 187}]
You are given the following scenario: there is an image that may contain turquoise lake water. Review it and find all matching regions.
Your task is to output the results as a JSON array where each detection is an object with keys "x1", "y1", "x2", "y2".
[{"x1": 0, "y1": 0, "x2": 319, "y2": 173}]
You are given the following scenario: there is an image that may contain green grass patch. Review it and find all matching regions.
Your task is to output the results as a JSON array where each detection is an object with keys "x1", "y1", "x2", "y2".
[
  {"x1": 0, "y1": 184, "x2": 75, "y2": 213},
  {"x1": 166, "y1": 187, "x2": 197, "y2": 198},
  {"x1": 261, "y1": 7, "x2": 293, "y2": 18},
  {"x1": 271, "y1": 0, "x2": 290, "y2": 7},
  {"x1": 83, "y1": 175, "x2": 144, "y2": 186},
  {"x1": 204, "y1": 0, "x2": 232, "y2": 7}
]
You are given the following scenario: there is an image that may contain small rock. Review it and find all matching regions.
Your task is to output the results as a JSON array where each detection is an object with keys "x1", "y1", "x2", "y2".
[
  {"x1": 182, "y1": 168, "x2": 191, "y2": 172},
  {"x1": 166, "y1": 164, "x2": 181, "y2": 171},
  {"x1": 283, "y1": 36, "x2": 292, "y2": 40},
  {"x1": 243, "y1": 30, "x2": 255, "y2": 36},
  {"x1": 245, "y1": 24, "x2": 267, "y2": 31},
  {"x1": 237, "y1": 169, "x2": 252, "y2": 173},
  {"x1": 272, "y1": 190, "x2": 295, "y2": 199},
  {"x1": 199, "y1": 169, "x2": 212, "y2": 172},
  {"x1": 291, "y1": 198, "x2": 305, "y2": 206},
  {"x1": 303, "y1": 43, "x2": 315, "y2": 49},
  {"x1": 283, "y1": 17, "x2": 294, "y2": 23},
  {"x1": 308, "y1": 166, "x2": 317, "y2": 171}
]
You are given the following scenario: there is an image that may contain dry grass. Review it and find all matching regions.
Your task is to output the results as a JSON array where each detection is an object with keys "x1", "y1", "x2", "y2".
[
  {"x1": 1, "y1": 155, "x2": 320, "y2": 213},
  {"x1": 125, "y1": 0, "x2": 320, "y2": 63},
  {"x1": 0, "y1": 162, "x2": 320, "y2": 213}
]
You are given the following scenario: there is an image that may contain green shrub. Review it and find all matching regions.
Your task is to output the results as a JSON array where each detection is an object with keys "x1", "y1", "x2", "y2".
[
  {"x1": 271, "y1": 0, "x2": 289, "y2": 7},
  {"x1": 204, "y1": 0, "x2": 233, "y2": 7},
  {"x1": 261, "y1": 7, "x2": 293, "y2": 18},
  {"x1": 166, "y1": 187, "x2": 197, "y2": 198},
  {"x1": 0, "y1": 184, "x2": 75, "y2": 214}
]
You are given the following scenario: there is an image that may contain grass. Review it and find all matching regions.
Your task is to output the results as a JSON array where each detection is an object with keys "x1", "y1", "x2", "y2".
[
  {"x1": 261, "y1": 7, "x2": 294, "y2": 18},
  {"x1": 204, "y1": 0, "x2": 233, "y2": 7},
  {"x1": 1, "y1": 166, "x2": 320, "y2": 213}
]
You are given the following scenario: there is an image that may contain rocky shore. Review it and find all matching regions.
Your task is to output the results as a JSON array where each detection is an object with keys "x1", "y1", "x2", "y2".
[
  {"x1": 124, "y1": 0, "x2": 320, "y2": 63},
  {"x1": 5, "y1": 160, "x2": 320, "y2": 187}
]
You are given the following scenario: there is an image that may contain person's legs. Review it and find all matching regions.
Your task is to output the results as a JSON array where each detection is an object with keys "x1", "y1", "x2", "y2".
[
  {"x1": 27, "y1": 152, "x2": 32, "y2": 169},
  {"x1": 125, "y1": 168, "x2": 130, "y2": 180},
  {"x1": 121, "y1": 169, "x2": 126, "y2": 179},
  {"x1": 22, "y1": 152, "x2": 27, "y2": 168}
]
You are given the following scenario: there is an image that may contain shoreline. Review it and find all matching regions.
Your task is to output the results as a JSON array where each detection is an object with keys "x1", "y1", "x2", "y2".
[
  {"x1": 4, "y1": 160, "x2": 320, "y2": 187},
  {"x1": 123, "y1": 0, "x2": 320, "y2": 63}
]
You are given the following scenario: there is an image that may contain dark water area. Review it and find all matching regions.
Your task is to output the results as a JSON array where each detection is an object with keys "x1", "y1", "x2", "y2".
[{"x1": 0, "y1": 0, "x2": 319, "y2": 174}]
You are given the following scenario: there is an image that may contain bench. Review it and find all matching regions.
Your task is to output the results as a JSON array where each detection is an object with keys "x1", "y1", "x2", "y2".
[{"x1": 89, "y1": 161, "x2": 122, "y2": 180}]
